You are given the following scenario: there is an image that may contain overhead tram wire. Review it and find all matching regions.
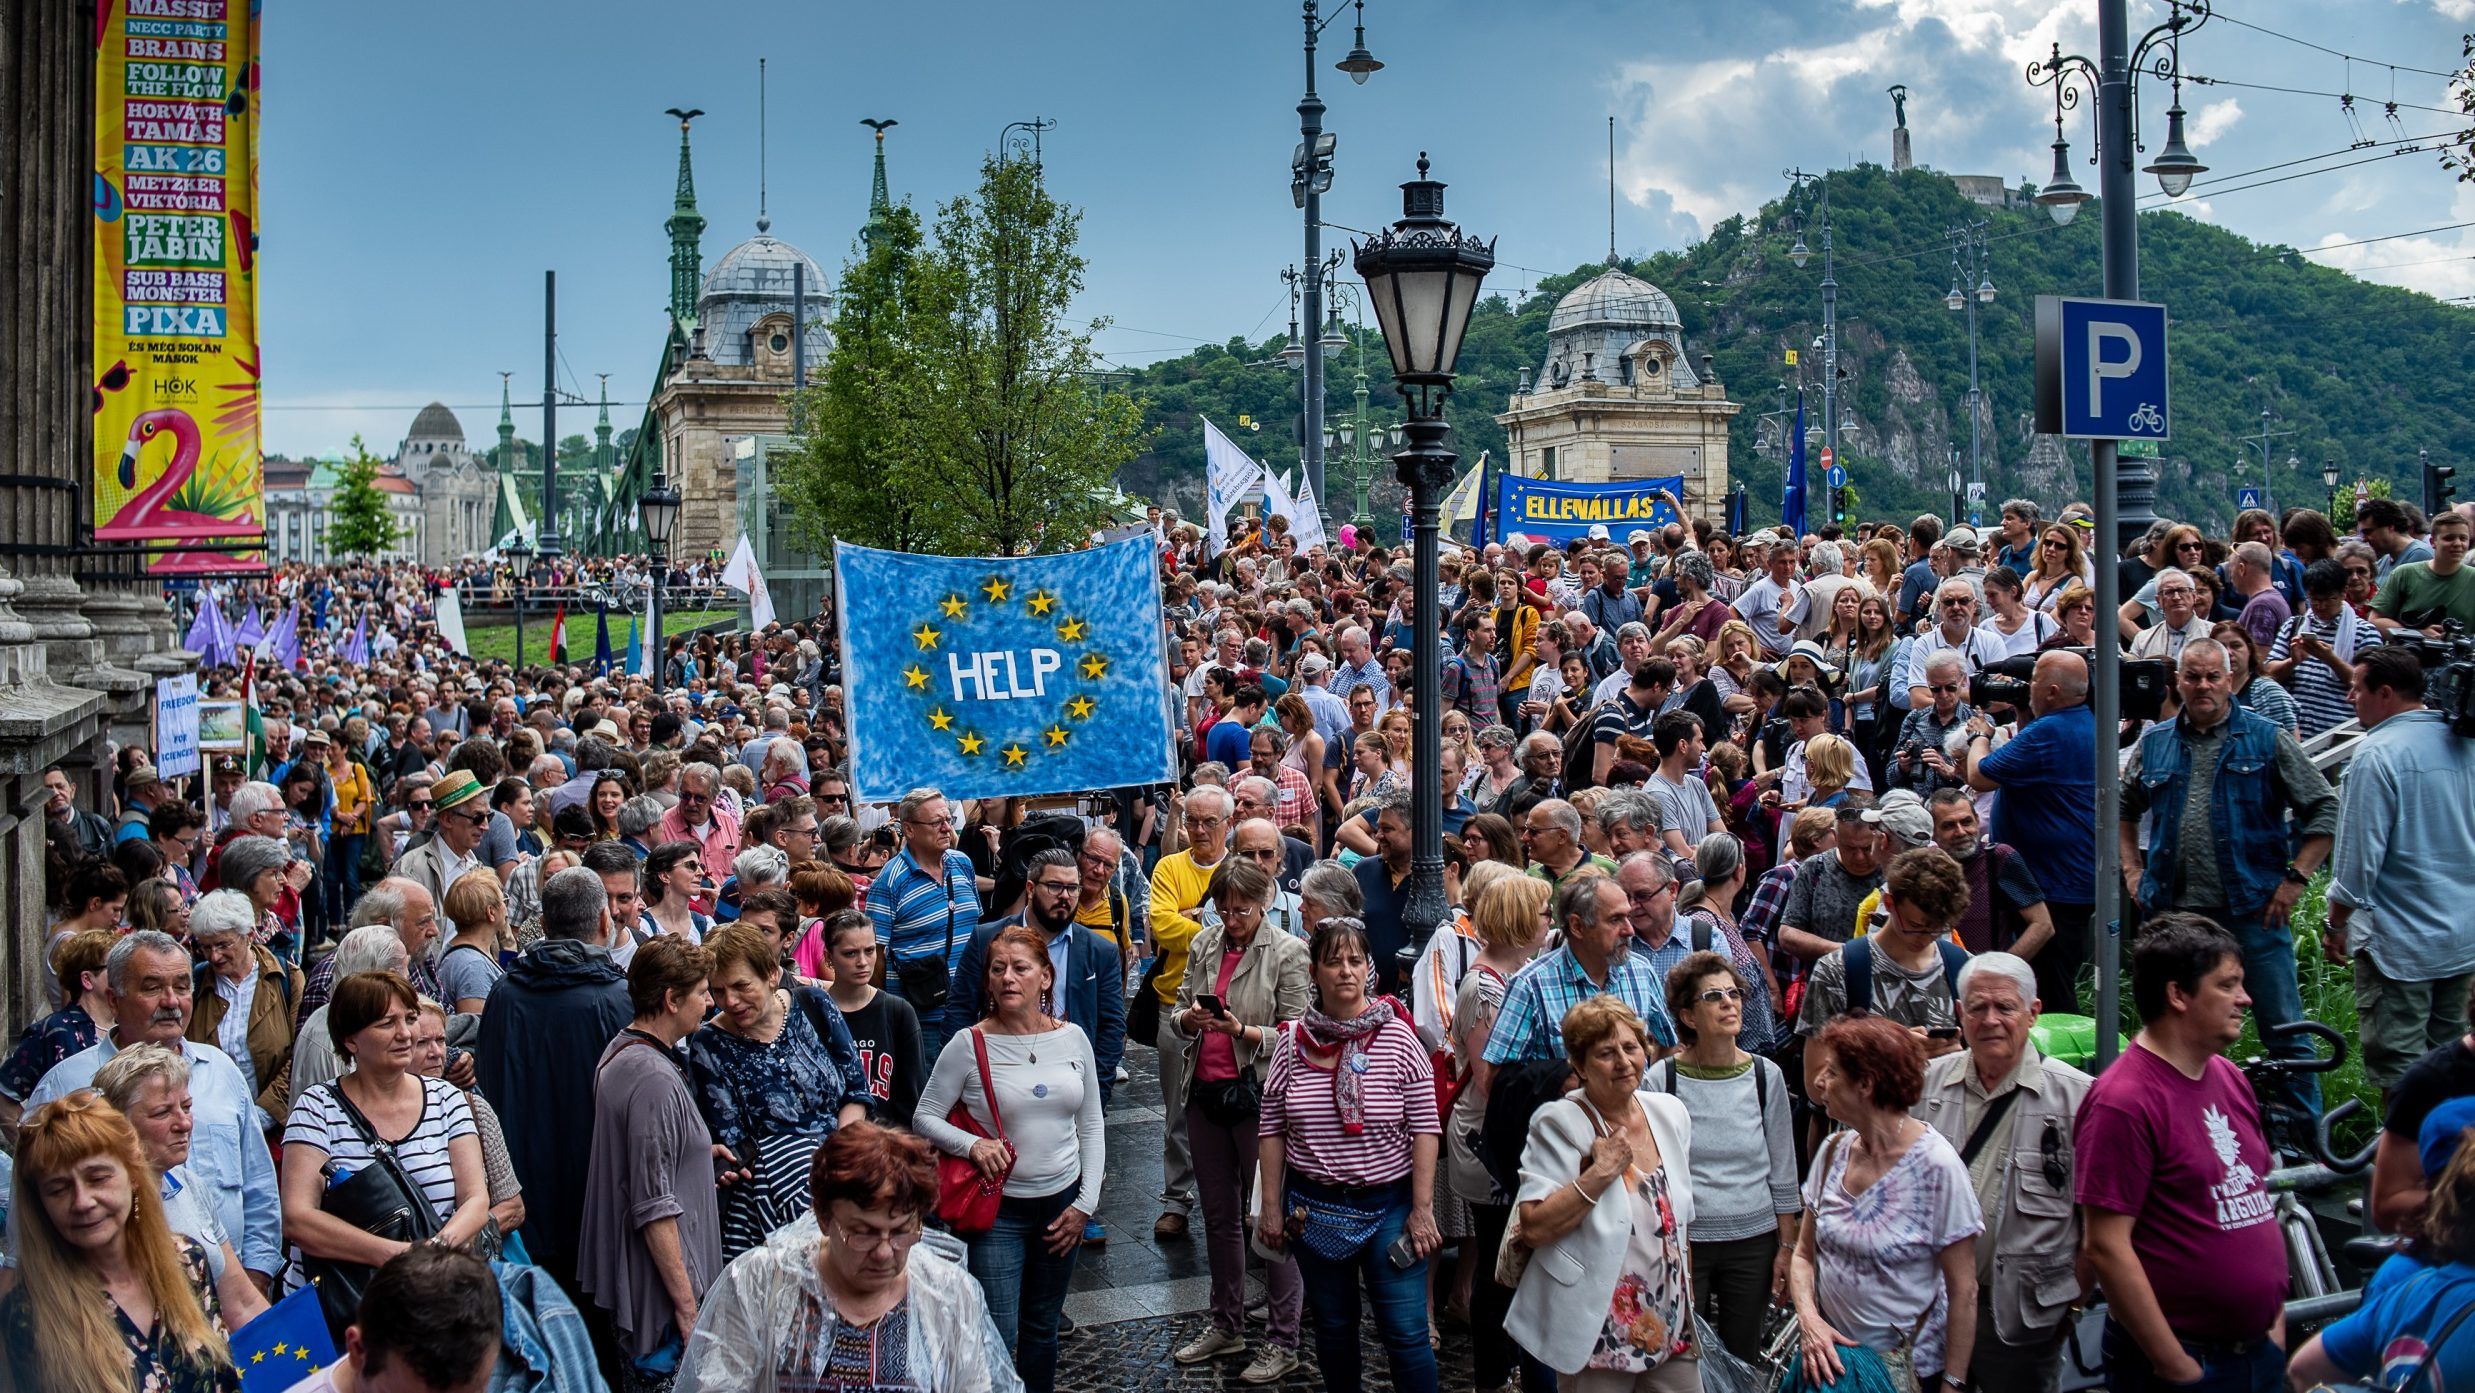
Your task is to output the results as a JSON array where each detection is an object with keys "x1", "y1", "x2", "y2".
[
  {"x1": 2180, "y1": 71, "x2": 2464, "y2": 120},
  {"x1": 2199, "y1": 5, "x2": 2461, "y2": 82}
]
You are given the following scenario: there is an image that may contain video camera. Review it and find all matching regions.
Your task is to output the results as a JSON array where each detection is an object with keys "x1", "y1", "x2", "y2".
[
  {"x1": 2381, "y1": 621, "x2": 2475, "y2": 737},
  {"x1": 1968, "y1": 647, "x2": 2174, "y2": 724}
]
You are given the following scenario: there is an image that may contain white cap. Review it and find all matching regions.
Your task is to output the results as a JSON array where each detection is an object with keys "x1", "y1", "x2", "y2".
[
  {"x1": 1627, "y1": 529, "x2": 1654, "y2": 545},
  {"x1": 1586, "y1": 524, "x2": 1611, "y2": 540}
]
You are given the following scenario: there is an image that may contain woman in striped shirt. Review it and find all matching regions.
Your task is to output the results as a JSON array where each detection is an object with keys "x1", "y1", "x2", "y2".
[{"x1": 1254, "y1": 917, "x2": 1442, "y2": 1393}]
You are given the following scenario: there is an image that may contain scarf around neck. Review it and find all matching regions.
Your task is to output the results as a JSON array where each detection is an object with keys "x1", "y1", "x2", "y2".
[{"x1": 1299, "y1": 997, "x2": 1397, "y2": 1135}]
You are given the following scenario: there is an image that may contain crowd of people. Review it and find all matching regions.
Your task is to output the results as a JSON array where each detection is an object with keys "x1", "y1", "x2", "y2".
[{"x1": 2, "y1": 484, "x2": 2472, "y2": 1393}]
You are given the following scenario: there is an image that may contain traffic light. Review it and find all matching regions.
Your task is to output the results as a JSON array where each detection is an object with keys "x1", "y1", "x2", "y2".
[
  {"x1": 2425, "y1": 457, "x2": 2457, "y2": 516},
  {"x1": 1831, "y1": 484, "x2": 1850, "y2": 524}
]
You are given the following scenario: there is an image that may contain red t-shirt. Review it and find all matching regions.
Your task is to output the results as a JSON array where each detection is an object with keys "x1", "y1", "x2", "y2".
[
  {"x1": 1195, "y1": 947, "x2": 1246, "y2": 1083},
  {"x1": 2073, "y1": 1044, "x2": 2288, "y2": 1340}
]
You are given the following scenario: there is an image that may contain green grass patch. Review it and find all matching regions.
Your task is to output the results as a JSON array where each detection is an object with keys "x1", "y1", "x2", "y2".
[{"x1": 459, "y1": 608, "x2": 740, "y2": 668}]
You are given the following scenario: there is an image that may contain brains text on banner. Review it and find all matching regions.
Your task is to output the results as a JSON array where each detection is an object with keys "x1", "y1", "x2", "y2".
[
  {"x1": 93, "y1": 0, "x2": 266, "y2": 575},
  {"x1": 835, "y1": 536, "x2": 1176, "y2": 805},
  {"x1": 1493, "y1": 475, "x2": 1685, "y2": 547}
]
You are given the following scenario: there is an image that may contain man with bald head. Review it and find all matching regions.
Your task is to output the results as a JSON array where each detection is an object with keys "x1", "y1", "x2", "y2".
[{"x1": 1965, "y1": 649, "x2": 2100, "y2": 1012}]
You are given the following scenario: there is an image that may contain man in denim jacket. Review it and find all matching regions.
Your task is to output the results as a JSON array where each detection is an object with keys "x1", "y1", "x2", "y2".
[{"x1": 2117, "y1": 639, "x2": 2336, "y2": 1146}]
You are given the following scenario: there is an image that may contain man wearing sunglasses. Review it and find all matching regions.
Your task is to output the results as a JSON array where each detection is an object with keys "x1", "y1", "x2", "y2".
[
  {"x1": 388, "y1": 768, "x2": 493, "y2": 930},
  {"x1": 1914, "y1": 950, "x2": 2093, "y2": 1393}
]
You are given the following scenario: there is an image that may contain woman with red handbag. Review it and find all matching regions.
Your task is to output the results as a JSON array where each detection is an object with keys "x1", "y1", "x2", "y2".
[{"x1": 914, "y1": 926, "x2": 1102, "y2": 1393}]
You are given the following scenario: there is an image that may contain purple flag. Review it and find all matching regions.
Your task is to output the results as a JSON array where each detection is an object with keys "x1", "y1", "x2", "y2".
[
  {"x1": 340, "y1": 612, "x2": 370, "y2": 667},
  {"x1": 271, "y1": 603, "x2": 302, "y2": 669},
  {"x1": 183, "y1": 596, "x2": 222, "y2": 663},
  {"x1": 234, "y1": 602, "x2": 265, "y2": 649}
]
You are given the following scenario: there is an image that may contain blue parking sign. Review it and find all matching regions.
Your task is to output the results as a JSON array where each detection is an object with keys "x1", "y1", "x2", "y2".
[{"x1": 2034, "y1": 296, "x2": 2170, "y2": 441}]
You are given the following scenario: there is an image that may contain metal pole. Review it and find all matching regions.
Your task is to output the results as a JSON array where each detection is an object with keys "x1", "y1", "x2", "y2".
[
  {"x1": 1399, "y1": 408, "x2": 1452, "y2": 944},
  {"x1": 650, "y1": 566, "x2": 665, "y2": 697},
  {"x1": 1965, "y1": 262, "x2": 1984, "y2": 527},
  {"x1": 1821, "y1": 187, "x2": 1839, "y2": 462},
  {"x1": 2091, "y1": 0, "x2": 2139, "y2": 1070},
  {"x1": 541, "y1": 271, "x2": 561, "y2": 560},
  {"x1": 1300, "y1": 0, "x2": 1328, "y2": 528},
  {"x1": 792, "y1": 261, "x2": 806, "y2": 434},
  {"x1": 514, "y1": 574, "x2": 525, "y2": 669}
]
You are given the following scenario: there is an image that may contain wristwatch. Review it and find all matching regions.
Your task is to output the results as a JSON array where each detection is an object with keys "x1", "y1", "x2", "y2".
[{"x1": 2282, "y1": 863, "x2": 2312, "y2": 886}]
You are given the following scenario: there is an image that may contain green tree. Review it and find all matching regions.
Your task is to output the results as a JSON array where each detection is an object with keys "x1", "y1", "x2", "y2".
[
  {"x1": 780, "y1": 156, "x2": 1149, "y2": 556},
  {"x1": 326, "y1": 434, "x2": 403, "y2": 558}
]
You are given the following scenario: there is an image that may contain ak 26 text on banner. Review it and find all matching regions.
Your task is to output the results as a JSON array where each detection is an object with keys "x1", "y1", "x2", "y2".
[
  {"x1": 93, "y1": 0, "x2": 265, "y2": 574},
  {"x1": 834, "y1": 536, "x2": 1178, "y2": 805}
]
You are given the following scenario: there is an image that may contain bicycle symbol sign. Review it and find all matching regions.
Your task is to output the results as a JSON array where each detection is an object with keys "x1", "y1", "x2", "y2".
[
  {"x1": 2126, "y1": 402, "x2": 2165, "y2": 435},
  {"x1": 2035, "y1": 296, "x2": 2171, "y2": 441}
]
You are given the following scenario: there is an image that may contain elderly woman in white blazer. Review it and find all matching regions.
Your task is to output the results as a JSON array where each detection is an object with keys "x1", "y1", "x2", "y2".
[{"x1": 1509, "y1": 995, "x2": 1702, "y2": 1392}]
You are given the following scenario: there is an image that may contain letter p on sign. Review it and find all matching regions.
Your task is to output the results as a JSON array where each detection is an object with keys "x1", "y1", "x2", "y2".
[{"x1": 2034, "y1": 295, "x2": 2170, "y2": 441}]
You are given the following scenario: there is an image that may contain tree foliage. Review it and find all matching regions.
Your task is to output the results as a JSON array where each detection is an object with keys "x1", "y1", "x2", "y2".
[
  {"x1": 780, "y1": 156, "x2": 1150, "y2": 557},
  {"x1": 326, "y1": 433, "x2": 403, "y2": 558},
  {"x1": 1117, "y1": 165, "x2": 2474, "y2": 535}
]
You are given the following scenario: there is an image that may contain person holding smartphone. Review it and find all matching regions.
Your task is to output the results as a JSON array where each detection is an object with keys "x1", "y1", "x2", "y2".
[
  {"x1": 1793, "y1": 845, "x2": 1974, "y2": 1092},
  {"x1": 1255, "y1": 917, "x2": 1443, "y2": 1393},
  {"x1": 1168, "y1": 856, "x2": 1311, "y2": 1383}
]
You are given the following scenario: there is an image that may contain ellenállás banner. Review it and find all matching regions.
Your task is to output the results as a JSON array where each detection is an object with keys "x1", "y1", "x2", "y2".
[
  {"x1": 93, "y1": 0, "x2": 266, "y2": 574},
  {"x1": 1493, "y1": 474, "x2": 1685, "y2": 546}
]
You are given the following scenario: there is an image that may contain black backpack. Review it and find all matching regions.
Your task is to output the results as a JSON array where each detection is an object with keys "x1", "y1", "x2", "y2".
[
  {"x1": 1479, "y1": 1057, "x2": 1577, "y2": 1198},
  {"x1": 1842, "y1": 936, "x2": 1969, "y2": 1015},
  {"x1": 1561, "y1": 699, "x2": 1619, "y2": 791}
]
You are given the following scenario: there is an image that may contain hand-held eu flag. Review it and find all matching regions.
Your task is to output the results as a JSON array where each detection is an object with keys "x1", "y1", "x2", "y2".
[
  {"x1": 836, "y1": 536, "x2": 1176, "y2": 804},
  {"x1": 231, "y1": 1284, "x2": 336, "y2": 1393}
]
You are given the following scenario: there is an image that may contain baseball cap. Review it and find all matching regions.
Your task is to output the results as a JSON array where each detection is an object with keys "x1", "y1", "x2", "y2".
[
  {"x1": 1945, "y1": 526, "x2": 1983, "y2": 553},
  {"x1": 1586, "y1": 524, "x2": 1611, "y2": 541},
  {"x1": 2418, "y1": 1094, "x2": 2475, "y2": 1179},
  {"x1": 124, "y1": 762, "x2": 162, "y2": 791},
  {"x1": 1297, "y1": 653, "x2": 1331, "y2": 677},
  {"x1": 1860, "y1": 790, "x2": 1934, "y2": 849},
  {"x1": 1627, "y1": 529, "x2": 1654, "y2": 545}
]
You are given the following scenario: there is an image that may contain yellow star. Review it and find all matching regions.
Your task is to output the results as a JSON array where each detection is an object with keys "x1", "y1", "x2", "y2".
[
  {"x1": 296, "y1": 1349, "x2": 312, "y2": 1361},
  {"x1": 251, "y1": 1352, "x2": 265, "y2": 1365},
  {"x1": 1044, "y1": 725, "x2": 1070, "y2": 748},
  {"x1": 981, "y1": 577, "x2": 1012, "y2": 603},
  {"x1": 939, "y1": 593, "x2": 969, "y2": 620},
  {"x1": 903, "y1": 664, "x2": 929, "y2": 691},
  {"x1": 957, "y1": 731, "x2": 985, "y2": 756},
  {"x1": 911, "y1": 622, "x2": 941, "y2": 650},
  {"x1": 1002, "y1": 743, "x2": 1029, "y2": 767},
  {"x1": 1079, "y1": 653, "x2": 1110, "y2": 680},
  {"x1": 1056, "y1": 617, "x2": 1088, "y2": 643},
  {"x1": 1026, "y1": 590, "x2": 1057, "y2": 617},
  {"x1": 1065, "y1": 694, "x2": 1096, "y2": 720},
  {"x1": 927, "y1": 706, "x2": 955, "y2": 731},
  {"x1": 273, "y1": 1344, "x2": 289, "y2": 1357}
]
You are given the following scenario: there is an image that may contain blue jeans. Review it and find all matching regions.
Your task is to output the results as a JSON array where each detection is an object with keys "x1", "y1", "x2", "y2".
[
  {"x1": 324, "y1": 832, "x2": 365, "y2": 928},
  {"x1": 966, "y1": 1182, "x2": 1080, "y2": 1393},
  {"x1": 2195, "y1": 907, "x2": 2321, "y2": 1146},
  {"x1": 2103, "y1": 1318, "x2": 2285, "y2": 1393},
  {"x1": 1287, "y1": 1173, "x2": 1437, "y2": 1393}
]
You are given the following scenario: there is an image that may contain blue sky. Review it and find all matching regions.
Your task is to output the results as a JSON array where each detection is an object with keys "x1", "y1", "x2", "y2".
[{"x1": 259, "y1": 0, "x2": 2470, "y2": 459}]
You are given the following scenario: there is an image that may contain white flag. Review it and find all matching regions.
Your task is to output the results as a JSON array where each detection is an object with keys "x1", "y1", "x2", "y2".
[
  {"x1": 1261, "y1": 466, "x2": 1297, "y2": 531},
  {"x1": 721, "y1": 534, "x2": 777, "y2": 631},
  {"x1": 1440, "y1": 451, "x2": 1488, "y2": 532},
  {"x1": 1202, "y1": 418, "x2": 1266, "y2": 558},
  {"x1": 434, "y1": 584, "x2": 470, "y2": 658},
  {"x1": 1290, "y1": 471, "x2": 1331, "y2": 551}
]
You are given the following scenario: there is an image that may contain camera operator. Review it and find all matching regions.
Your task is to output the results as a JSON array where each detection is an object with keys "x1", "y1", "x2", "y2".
[
  {"x1": 2117, "y1": 639, "x2": 2338, "y2": 1148},
  {"x1": 2325, "y1": 645, "x2": 2475, "y2": 1094},
  {"x1": 1961, "y1": 651, "x2": 2097, "y2": 1014},
  {"x1": 2370, "y1": 508, "x2": 2475, "y2": 637},
  {"x1": 1887, "y1": 651, "x2": 1976, "y2": 797}
]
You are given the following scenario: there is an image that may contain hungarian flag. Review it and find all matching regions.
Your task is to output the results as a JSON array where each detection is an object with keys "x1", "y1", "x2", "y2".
[
  {"x1": 548, "y1": 605, "x2": 567, "y2": 665},
  {"x1": 240, "y1": 655, "x2": 268, "y2": 778}
]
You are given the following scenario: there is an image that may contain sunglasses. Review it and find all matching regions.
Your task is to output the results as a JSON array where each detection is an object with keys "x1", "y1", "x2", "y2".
[
  {"x1": 407, "y1": 800, "x2": 433, "y2": 811},
  {"x1": 1694, "y1": 986, "x2": 1745, "y2": 1005}
]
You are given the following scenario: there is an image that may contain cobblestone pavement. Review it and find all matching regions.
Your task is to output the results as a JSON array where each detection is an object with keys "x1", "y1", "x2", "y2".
[{"x1": 1065, "y1": 1043, "x2": 1485, "y2": 1391}]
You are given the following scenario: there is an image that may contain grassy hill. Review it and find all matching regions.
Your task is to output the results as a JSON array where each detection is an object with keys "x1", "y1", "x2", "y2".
[{"x1": 1117, "y1": 164, "x2": 2475, "y2": 538}]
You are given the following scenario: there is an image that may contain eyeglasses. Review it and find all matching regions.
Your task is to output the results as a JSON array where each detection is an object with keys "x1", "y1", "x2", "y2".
[
  {"x1": 1182, "y1": 812, "x2": 1225, "y2": 828},
  {"x1": 1939, "y1": 598, "x2": 1972, "y2": 609},
  {"x1": 1694, "y1": 986, "x2": 1745, "y2": 1004},
  {"x1": 830, "y1": 1216, "x2": 925, "y2": 1254},
  {"x1": 1032, "y1": 879, "x2": 1080, "y2": 895},
  {"x1": 1927, "y1": 682, "x2": 1964, "y2": 695},
  {"x1": 784, "y1": 822, "x2": 820, "y2": 837},
  {"x1": 679, "y1": 789, "x2": 712, "y2": 805},
  {"x1": 904, "y1": 815, "x2": 952, "y2": 829}
]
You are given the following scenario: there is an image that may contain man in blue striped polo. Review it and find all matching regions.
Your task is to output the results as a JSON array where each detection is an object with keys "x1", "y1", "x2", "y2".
[{"x1": 864, "y1": 786, "x2": 982, "y2": 1058}]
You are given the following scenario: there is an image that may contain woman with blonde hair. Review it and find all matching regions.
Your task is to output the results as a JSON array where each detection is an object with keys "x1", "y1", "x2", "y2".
[
  {"x1": 1860, "y1": 537, "x2": 1902, "y2": 599},
  {"x1": 1, "y1": 1090, "x2": 239, "y2": 1393},
  {"x1": 1796, "y1": 733, "x2": 1859, "y2": 811},
  {"x1": 2020, "y1": 523, "x2": 2087, "y2": 612},
  {"x1": 436, "y1": 867, "x2": 509, "y2": 1017},
  {"x1": 1710, "y1": 619, "x2": 1765, "y2": 716}
]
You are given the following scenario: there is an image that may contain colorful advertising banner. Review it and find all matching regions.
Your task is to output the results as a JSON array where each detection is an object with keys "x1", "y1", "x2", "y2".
[
  {"x1": 94, "y1": 0, "x2": 265, "y2": 573},
  {"x1": 1494, "y1": 475, "x2": 1686, "y2": 546},
  {"x1": 835, "y1": 536, "x2": 1177, "y2": 805}
]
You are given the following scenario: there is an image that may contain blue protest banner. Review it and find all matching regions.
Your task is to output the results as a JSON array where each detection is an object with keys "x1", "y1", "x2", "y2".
[
  {"x1": 1494, "y1": 475, "x2": 1686, "y2": 546},
  {"x1": 836, "y1": 535, "x2": 1177, "y2": 804}
]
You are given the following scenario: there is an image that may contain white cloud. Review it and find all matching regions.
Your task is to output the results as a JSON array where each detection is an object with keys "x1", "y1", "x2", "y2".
[
  {"x1": 2188, "y1": 99, "x2": 2244, "y2": 148},
  {"x1": 2304, "y1": 187, "x2": 2475, "y2": 300},
  {"x1": 2430, "y1": 0, "x2": 2475, "y2": 21}
]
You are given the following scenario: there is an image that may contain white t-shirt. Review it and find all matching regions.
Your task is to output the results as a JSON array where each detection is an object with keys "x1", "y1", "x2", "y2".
[
  {"x1": 1732, "y1": 575, "x2": 1801, "y2": 657},
  {"x1": 1802, "y1": 1125, "x2": 1984, "y2": 1378},
  {"x1": 914, "y1": 1024, "x2": 1105, "y2": 1217}
]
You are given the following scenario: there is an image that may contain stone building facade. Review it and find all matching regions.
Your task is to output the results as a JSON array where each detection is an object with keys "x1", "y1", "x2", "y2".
[
  {"x1": 0, "y1": 0, "x2": 198, "y2": 1035},
  {"x1": 1495, "y1": 267, "x2": 1741, "y2": 531}
]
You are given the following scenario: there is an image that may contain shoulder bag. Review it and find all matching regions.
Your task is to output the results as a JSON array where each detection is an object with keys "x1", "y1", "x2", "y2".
[
  {"x1": 893, "y1": 862, "x2": 961, "y2": 1014},
  {"x1": 934, "y1": 1027, "x2": 1013, "y2": 1237},
  {"x1": 1127, "y1": 948, "x2": 1166, "y2": 1044},
  {"x1": 300, "y1": 1080, "x2": 445, "y2": 1340}
]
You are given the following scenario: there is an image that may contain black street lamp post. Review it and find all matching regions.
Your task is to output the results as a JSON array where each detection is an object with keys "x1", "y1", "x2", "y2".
[
  {"x1": 508, "y1": 539, "x2": 534, "y2": 670},
  {"x1": 2322, "y1": 457, "x2": 2342, "y2": 516},
  {"x1": 640, "y1": 471, "x2": 682, "y2": 694},
  {"x1": 1354, "y1": 154, "x2": 1493, "y2": 945}
]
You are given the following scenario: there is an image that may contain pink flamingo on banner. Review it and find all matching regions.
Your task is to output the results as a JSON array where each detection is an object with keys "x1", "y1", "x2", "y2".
[{"x1": 106, "y1": 407, "x2": 259, "y2": 540}]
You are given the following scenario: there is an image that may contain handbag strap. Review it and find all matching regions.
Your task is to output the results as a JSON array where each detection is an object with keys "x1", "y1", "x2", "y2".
[
  {"x1": 2394, "y1": 1298, "x2": 2475, "y2": 1392},
  {"x1": 325, "y1": 1078, "x2": 444, "y2": 1233},
  {"x1": 970, "y1": 1027, "x2": 1006, "y2": 1141}
]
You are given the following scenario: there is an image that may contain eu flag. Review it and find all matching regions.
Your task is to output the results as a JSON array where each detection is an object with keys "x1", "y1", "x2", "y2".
[
  {"x1": 835, "y1": 536, "x2": 1176, "y2": 804},
  {"x1": 1782, "y1": 391, "x2": 1809, "y2": 537},
  {"x1": 231, "y1": 1285, "x2": 336, "y2": 1393}
]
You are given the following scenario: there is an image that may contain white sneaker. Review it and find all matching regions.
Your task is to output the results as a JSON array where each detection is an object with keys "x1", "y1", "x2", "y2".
[
  {"x1": 1173, "y1": 1327, "x2": 1248, "y2": 1364},
  {"x1": 1240, "y1": 1345, "x2": 1300, "y2": 1384}
]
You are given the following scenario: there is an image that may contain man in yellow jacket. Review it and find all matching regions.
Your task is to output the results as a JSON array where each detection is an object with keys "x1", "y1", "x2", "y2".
[{"x1": 1148, "y1": 781, "x2": 1233, "y2": 1240}]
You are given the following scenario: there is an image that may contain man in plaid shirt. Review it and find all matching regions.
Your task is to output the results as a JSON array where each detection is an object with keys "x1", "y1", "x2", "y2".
[
  {"x1": 1481, "y1": 873, "x2": 1674, "y2": 1081},
  {"x1": 1441, "y1": 614, "x2": 1503, "y2": 725},
  {"x1": 1743, "y1": 805, "x2": 1839, "y2": 994}
]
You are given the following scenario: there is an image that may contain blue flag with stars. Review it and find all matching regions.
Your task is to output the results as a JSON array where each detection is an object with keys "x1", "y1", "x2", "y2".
[
  {"x1": 836, "y1": 536, "x2": 1176, "y2": 804},
  {"x1": 231, "y1": 1284, "x2": 336, "y2": 1392}
]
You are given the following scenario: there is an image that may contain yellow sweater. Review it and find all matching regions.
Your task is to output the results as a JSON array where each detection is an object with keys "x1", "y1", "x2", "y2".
[{"x1": 1148, "y1": 850, "x2": 1222, "y2": 1004}]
